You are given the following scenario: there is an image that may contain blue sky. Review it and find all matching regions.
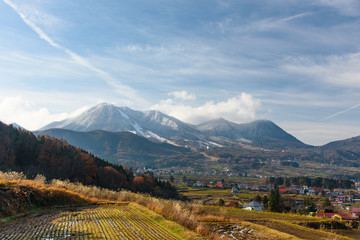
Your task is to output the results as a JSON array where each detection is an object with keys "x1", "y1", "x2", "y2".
[{"x1": 0, "y1": 0, "x2": 359, "y2": 145}]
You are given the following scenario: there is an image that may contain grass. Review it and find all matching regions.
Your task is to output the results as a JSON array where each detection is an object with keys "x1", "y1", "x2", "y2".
[
  {"x1": 129, "y1": 203, "x2": 205, "y2": 240},
  {"x1": 1, "y1": 170, "x2": 357, "y2": 240},
  {"x1": 0, "y1": 171, "x2": 217, "y2": 239},
  {"x1": 202, "y1": 205, "x2": 325, "y2": 222}
]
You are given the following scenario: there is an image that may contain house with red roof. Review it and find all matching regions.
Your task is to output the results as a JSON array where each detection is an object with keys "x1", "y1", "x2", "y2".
[
  {"x1": 213, "y1": 182, "x2": 225, "y2": 189},
  {"x1": 226, "y1": 202, "x2": 242, "y2": 208},
  {"x1": 278, "y1": 187, "x2": 292, "y2": 194},
  {"x1": 331, "y1": 201, "x2": 344, "y2": 206}
]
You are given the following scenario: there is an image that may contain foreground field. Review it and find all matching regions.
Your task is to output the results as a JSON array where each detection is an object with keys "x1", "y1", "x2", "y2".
[
  {"x1": 1, "y1": 172, "x2": 359, "y2": 240},
  {"x1": 0, "y1": 205, "x2": 187, "y2": 240}
]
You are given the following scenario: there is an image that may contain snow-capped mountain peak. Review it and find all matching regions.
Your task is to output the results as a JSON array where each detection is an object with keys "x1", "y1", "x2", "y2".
[
  {"x1": 40, "y1": 103, "x2": 306, "y2": 149},
  {"x1": 40, "y1": 103, "x2": 201, "y2": 143}
]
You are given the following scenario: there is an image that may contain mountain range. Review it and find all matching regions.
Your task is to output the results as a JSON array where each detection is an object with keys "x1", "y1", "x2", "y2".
[
  {"x1": 40, "y1": 103, "x2": 306, "y2": 149},
  {"x1": 35, "y1": 103, "x2": 360, "y2": 171}
]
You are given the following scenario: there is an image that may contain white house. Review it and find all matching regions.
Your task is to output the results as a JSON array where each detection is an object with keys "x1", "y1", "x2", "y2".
[
  {"x1": 231, "y1": 187, "x2": 240, "y2": 193},
  {"x1": 193, "y1": 182, "x2": 204, "y2": 188},
  {"x1": 243, "y1": 201, "x2": 263, "y2": 211}
]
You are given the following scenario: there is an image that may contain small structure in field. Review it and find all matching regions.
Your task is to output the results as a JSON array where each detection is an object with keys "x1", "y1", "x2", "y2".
[
  {"x1": 193, "y1": 182, "x2": 204, "y2": 188},
  {"x1": 243, "y1": 201, "x2": 263, "y2": 211},
  {"x1": 213, "y1": 182, "x2": 225, "y2": 189}
]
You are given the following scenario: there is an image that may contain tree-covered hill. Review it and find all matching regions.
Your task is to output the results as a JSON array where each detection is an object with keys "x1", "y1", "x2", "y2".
[{"x1": 0, "y1": 122, "x2": 178, "y2": 199}]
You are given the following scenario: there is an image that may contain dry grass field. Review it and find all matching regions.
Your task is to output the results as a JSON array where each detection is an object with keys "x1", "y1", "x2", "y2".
[
  {"x1": 0, "y1": 205, "x2": 189, "y2": 240},
  {"x1": 1, "y1": 171, "x2": 359, "y2": 240}
]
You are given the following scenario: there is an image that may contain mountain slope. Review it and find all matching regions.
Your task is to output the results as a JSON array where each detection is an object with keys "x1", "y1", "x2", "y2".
[
  {"x1": 0, "y1": 121, "x2": 179, "y2": 198},
  {"x1": 40, "y1": 102, "x2": 309, "y2": 149},
  {"x1": 35, "y1": 128, "x2": 192, "y2": 167},
  {"x1": 197, "y1": 118, "x2": 308, "y2": 148},
  {"x1": 321, "y1": 135, "x2": 360, "y2": 152},
  {"x1": 41, "y1": 103, "x2": 203, "y2": 143},
  {"x1": 41, "y1": 103, "x2": 137, "y2": 132}
]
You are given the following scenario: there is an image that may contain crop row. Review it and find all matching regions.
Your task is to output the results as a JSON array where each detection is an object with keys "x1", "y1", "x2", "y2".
[{"x1": 0, "y1": 205, "x2": 182, "y2": 239}]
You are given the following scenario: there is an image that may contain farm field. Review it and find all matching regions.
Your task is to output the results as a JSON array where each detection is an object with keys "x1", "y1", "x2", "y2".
[
  {"x1": 179, "y1": 186, "x2": 271, "y2": 206},
  {"x1": 200, "y1": 206, "x2": 357, "y2": 240},
  {"x1": 0, "y1": 204, "x2": 188, "y2": 240}
]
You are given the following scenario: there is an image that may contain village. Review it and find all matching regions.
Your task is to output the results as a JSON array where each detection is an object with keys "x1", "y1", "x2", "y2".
[{"x1": 177, "y1": 178, "x2": 360, "y2": 223}]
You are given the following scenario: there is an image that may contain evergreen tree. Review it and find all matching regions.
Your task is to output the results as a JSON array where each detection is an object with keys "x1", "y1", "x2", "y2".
[
  {"x1": 254, "y1": 195, "x2": 262, "y2": 203},
  {"x1": 182, "y1": 175, "x2": 187, "y2": 182},
  {"x1": 269, "y1": 184, "x2": 281, "y2": 212},
  {"x1": 321, "y1": 197, "x2": 331, "y2": 208},
  {"x1": 263, "y1": 195, "x2": 269, "y2": 209}
]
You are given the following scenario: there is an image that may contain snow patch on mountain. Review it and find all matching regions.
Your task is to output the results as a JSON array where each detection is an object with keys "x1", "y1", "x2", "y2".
[
  {"x1": 147, "y1": 131, "x2": 168, "y2": 142},
  {"x1": 145, "y1": 110, "x2": 179, "y2": 130},
  {"x1": 118, "y1": 108, "x2": 129, "y2": 120},
  {"x1": 132, "y1": 122, "x2": 146, "y2": 137}
]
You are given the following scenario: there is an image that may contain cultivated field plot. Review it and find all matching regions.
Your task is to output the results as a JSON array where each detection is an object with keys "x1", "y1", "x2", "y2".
[
  {"x1": 208, "y1": 222, "x2": 273, "y2": 240},
  {"x1": 202, "y1": 207, "x2": 351, "y2": 240},
  {"x1": 0, "y1": 205, "x2": 182, "y2": 240}
]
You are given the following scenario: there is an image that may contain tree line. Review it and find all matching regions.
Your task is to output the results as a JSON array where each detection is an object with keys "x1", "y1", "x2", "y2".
[
  {"x1": 266, "y1": 176, "x2": 354, "y2": 189},
  {"x1": 0, "y1": 122, "x2": 178, "y2": 199}
]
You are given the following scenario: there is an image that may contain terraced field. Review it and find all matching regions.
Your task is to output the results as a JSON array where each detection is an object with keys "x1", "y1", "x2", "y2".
[
  {"x1": 0, "y1": 205, "x2": 183, "y2": 239},
  {"x1": 201, "y1": 206, "x2": 353, "y2": 240}
]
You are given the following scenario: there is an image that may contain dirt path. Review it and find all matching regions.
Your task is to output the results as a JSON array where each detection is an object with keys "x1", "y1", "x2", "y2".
[{"x1": 0, "y1": 205, "x2": 182, "y2": 240}]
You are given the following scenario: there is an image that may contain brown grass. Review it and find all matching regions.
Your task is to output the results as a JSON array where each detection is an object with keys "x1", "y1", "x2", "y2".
[
  {"x1": 0, "y1": 171, "x2": 220, "y2": 239},
  {"x1": 0, "y1": 170, "x2": 353, "y2": 240}
]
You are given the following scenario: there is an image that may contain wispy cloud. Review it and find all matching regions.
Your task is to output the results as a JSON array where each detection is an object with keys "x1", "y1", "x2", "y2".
[
  {"x1": 212, "y1": 12, "x2": 312, "y2": 34},
  {"x1": 315, "y1": 0, "x2": 360, "y2": 16},
  {"x1": 284, "y1": 52, "x2": 360, "y2": 88},
  {"x1": 168, "y1": 91, "x2": 196, "y2": 100},
  {"x1": 3, "y1": 0, "x2": 146, "y2": 104},
  {"x1": 253, "y1": 12, "x2": 313, "y2": 31},
  {"x1": 322, "y1": 103, "x2": 360, "y2": 121}
]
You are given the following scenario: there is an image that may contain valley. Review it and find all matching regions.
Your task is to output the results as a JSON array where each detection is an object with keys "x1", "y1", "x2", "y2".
[
  {"x1": 2, "y1": 1, "x2": 359, "y2": 239},
  {"x1": 1, "y1": 103, "x2": 360, "y2": 239},
  {"x1": 34, "y1": 103, "x2": 360, "y2": 179}
]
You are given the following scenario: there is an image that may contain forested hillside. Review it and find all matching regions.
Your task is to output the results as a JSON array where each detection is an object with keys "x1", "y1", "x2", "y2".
[{"x1": 0, "y1": 122, "x2": 178, "y2": 198}]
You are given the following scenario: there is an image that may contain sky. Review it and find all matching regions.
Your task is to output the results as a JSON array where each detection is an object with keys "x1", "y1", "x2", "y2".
[{"x1": 0, "y1": 0, "x2": 359, "y2": 146}]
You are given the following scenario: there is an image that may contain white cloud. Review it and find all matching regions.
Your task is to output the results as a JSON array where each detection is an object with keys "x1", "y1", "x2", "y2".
[
  {"x1": 315, "y1": 0, "x2": 360, "y2": 16},
  {"x1": 3, "y1": 0, "x2": 146, "y2": 104},
  {"x1": 0, "y1": 96, "x2": 87, "y2": 130},
  {"x1": 322, "y1": 103, "x2": 360, "y2": 121},
  {"x1": 252, "y1": 12, "x2": 312, "y2": 32},
  {"x1": 284, "y1": 52, "x2": 360, "y2": 88},
  {"x1": 151, "y1": 93, "x2": 261, "y2": 124},
  {"x1": 168, "y1": 91, "x2": 196, "y2": 100},
  {"x1": 212, "y1": 12, "x2": 312, "y2": 34},
  {"x1": 10, "y1": 1, "x2": 64, "y2": 28}
]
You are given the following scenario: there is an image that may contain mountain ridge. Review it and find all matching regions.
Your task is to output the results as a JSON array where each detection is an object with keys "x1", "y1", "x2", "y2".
[
  {"x1": 34, "y1": 128, "x2": 193, "y2": 168},
  {"x1": 40, "y1": 102, "x2": 308, "y2": 149}
]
